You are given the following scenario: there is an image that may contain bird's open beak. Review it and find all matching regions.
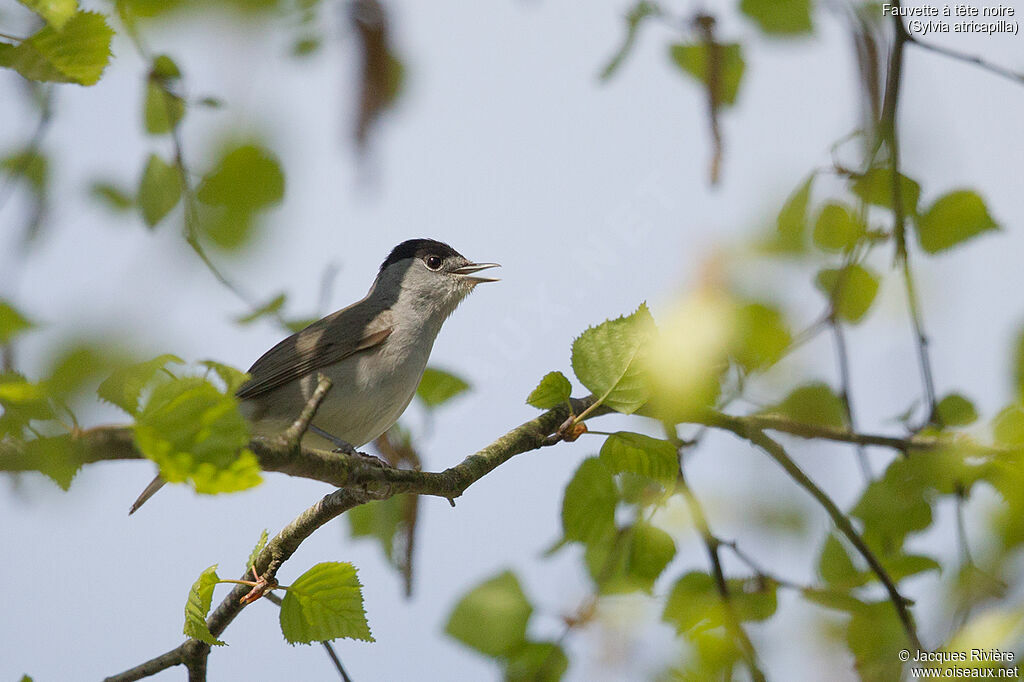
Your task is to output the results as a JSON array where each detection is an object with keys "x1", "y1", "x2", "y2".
[{"x1": 453, "y1": 262, "x2": 501, "y2": 283}]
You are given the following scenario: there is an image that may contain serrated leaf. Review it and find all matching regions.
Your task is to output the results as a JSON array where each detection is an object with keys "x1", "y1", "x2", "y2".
[
  {"x1": 599, "y1": 432, "x2": 677, "y2": 488},
  {"x1": 97, "y1": 354, "x2": 183, "y2": 415},
  {"x1": 0, "y1": 434, "x2": 86, "y2": 490},
  {"x1": 814, "y1": 264, "x2": 879, "y2": 324},
  {"x1": 0, "y1": 300, "x2": 34, "y2": 344},
  {"x1": 764, "y1": 382, "x2": 846, "y2": 428},
  {"x1": 732, "y1": 302, "x2": 792, "y2": 370},
  {"x1": 506, "y1": 640, "x2": 568, "y2": 681},
  {"x1": 813, "y1": 202, "x2": 864, "y2": 252},
  {"x1": 138, "y1": 154, "x2": 181, "y2": 227},
  {"x1": 562, "y1": 457, "x2": 617, "y2": 545},
  {"x1": 236, "y1": 293, "x2": 286, "y2": 324},
  {"x1": 184, "y1": 564, "x2": 225, "y2": 646},
  {"x1": 936, "y1": 393, "x2": 978, "y2": 427},
  {"x1": 740, "y1": 0, "x2": 812, "y2": 34},
  {"x1": 245, "y1": 529, "x2": 269, "y2": 572},
  {"x1": 199, "y1": 360, "x2": 249, "y2": 394},
  {"x1": 280, "y1": 562, "x2": 373, "y2": 644},
  {"x1": 668, "y1": 42, "x2": 745, "y2": 106},
  {"x1": 526, "y1": 371, "x2": 572, "y2": 409},
  {"x1": 850, "y1": 168, "x2": 921, "y2": 215},
  {"x1": 916, "y1": 189, "x2": 998, "y2": 254},
  {"x1": 144, "y1": 81, "x2": 185, "y2": 134},
  {"x1": 17, "y1": 0, "x2": 77, "y2": 29},
  {"x1": 415, "y1": 367, "x2": 470, "y2": 409},
  {"x1": 445, "y1": 570, "x2": 531, "y2": 658},
  {"x1": 571, "y1": 303, "x2": 655, "y2": 414},
  {"x1": 90, "y1": 181, "x2": 134, "y2": 210},
  {"x1": 0, "y1": 11, "x2": 113, "y2": 85}
]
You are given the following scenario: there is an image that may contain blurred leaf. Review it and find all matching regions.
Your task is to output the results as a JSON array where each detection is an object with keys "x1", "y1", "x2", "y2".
[
  {"x1": 97, "y1": 354, "x2": 183, "y2": 416},
  {"x1": 668, "y1": 42, "x2": 745, "y2": 106},
  {"x1": 351, "y1": 0, "x2": 404, "y2": 149},
  {"x1": 89, "y1": 181, "x2": 134, "y2": 210},
  {"x1": 571, "y1": 303, "x2": 655, "y2": 414},
  {"x1": 764, "y1": 175, "x2": 813, "y2": 253},
  {"x1": 729, "y1": 577, "x2": 778, "y2": 623},
  {"x1": 852, "y1": 456, "x2": 932, "y2": 553},
  {"x1": 144, "y1": 82, "x2": 185, "y2": 134},
  {"x1": 993, "y1": 404, "x2": 1024, "y2": 446},
  {"x1": 739, "y1": 0, "x2": 812, "y2": 34},
  {"x1": 133, "y1": 376, "x2": 261, "y2": 494},
  {"x1": 935, "y1": 393, "x2": 978, "y2": 427},
  {"x1": 151, "y1": 54, "x2": 180, "y2": 79},
  {"x1": 763, "y1": 382, "x2": 846, "y2": 428},
  {"x1": 138, "y1": 154, "x2": 182, "y2": 227},
  {"x1": 506, "y1": 640, "x2": 568, "y2": 682},
  {"x1": 348, "y1": 495, "x2": 403, "y2": 561},
  {"x1": 445, "y1": 571, "x2": 532, "y2": 658},
  {"x1": 291, "y1": 37, "x2": 321, "y2": 57},
  {"x1": 850, "y1": 168, "x2": 921, "y2": 216},
  {"x1": 0, "y1": 11, "x2": 113, "y2": 85},
  {"x1": 245, "y1": 529, "x2": 268, "y2": 572},
  {"x1": 562, "y1": 457, "x2": 617, "y2": 545},
  {"x1": 183, "y1": 564, "x2": 225, "y2": 646},
  {"x1": 235, "y1": 293, "x2": 286, "y2": 325},
  {"x1": 17, "y1": 0, "x2": 77, "y2": 29},
  {"x1": 1, "y1": 148, "x2": 48, "y2": 192},
  {"x1": 599, "y1": 431, "x2": 677, "y2": 489},
  {"x1": 1, "y1": 435, "x2": 86, "y2": 490},
  {"x1": 663, "y1": 572, "x2": 778, "y2": 633},
  {"x1": 883, "y1": 553, "x2": 940, "y2": 582},
  {"x1": 585, "y1": 522, "x2": 676, "y2": 594},
  {"x1": 732, "y1": 302, "x2": 792, "y2": 370},
  {"x1": 1014, "y1": 325, "x2": 1024, "y2": 400},
  {"x1": 801, "y1": 587, "x2": 866, "y2": 613},
  {"x1": 196, "y1": 143, "x2": 285, "y2": 249},
  {"x1": 600, "y1": 1, "x2": 658, "y2": 80},
  {"x1": 45, "y1": 344, "x2": 112, "y2": 399},
  {"x1": 916, "y1": 189, "x2": 998, "y2": 254},
  {"x1": 819, "y1": 534, "x2": 867, "y2": 589},
  {"x1": 627, "y1": 522, "x2": 676, "y2": 590},
  {"x1": 663, "y1": 628, "x2": 742, "y2": 680},
  {"x1": 526, "y1": 371, "x2": 572, "y2": 409},
  {"x1": 814, "y1": 264, "x2": 879, "y2": 323},
  {"x1": 0, "y1": 300, "x2": 34, "y2": 344},
  {"x1": 280, "y1": 562, "x2": 373, "y2": 644},
  {"x1": 416, "y1": 367, "x2": 470, "y2": 409},
  {"x1": 0, "y1": 373, "x2": 54, "y2": 436},
  {"x1": 199, "y1": 360, "x2": 249, "y2": 394},
  {"x1": 846, "y1": 601, "x2": 908, "y2": 682},
  {"x1": 813, "y1": 202, "x2": 864, "y2": 252}
]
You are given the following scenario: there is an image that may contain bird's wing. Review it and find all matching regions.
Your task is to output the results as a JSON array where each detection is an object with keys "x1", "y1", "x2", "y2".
[{"x1": 235, "y1": 300, "x2": 394, "y2": 401}]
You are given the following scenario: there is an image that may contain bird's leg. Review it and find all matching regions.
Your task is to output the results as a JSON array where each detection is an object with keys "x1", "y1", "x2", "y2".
[{"x1": 310, "y1": 425, "x2": 387, "y2": 468}]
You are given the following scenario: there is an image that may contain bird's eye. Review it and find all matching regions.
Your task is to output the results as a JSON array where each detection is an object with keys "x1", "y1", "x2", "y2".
[{"x1": 425, "y1": 255, "x2": 443, "y2": 270}]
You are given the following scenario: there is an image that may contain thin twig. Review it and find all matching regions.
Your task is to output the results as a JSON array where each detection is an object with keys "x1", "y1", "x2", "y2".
[
  {"x1": 279, "y1": 374, "x2": 332, "y2": 447},
  {"x1": 907, "y1": 35, "x2": 1024, "y2": 86},
  {"x1": 831, "y1": 319, "x2": 872, "y2": 481}
]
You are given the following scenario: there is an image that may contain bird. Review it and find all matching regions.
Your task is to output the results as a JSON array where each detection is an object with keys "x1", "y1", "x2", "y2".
[{"x1": 128, "y1": 238, "x2": 499, "y2": 514}]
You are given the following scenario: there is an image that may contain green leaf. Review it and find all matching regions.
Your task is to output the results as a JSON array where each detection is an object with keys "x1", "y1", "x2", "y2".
[
  {"x1": 445, "y1": 571, "x2": 532, "y2": 658},
  {"x1": 600, "y1": 1, "x2": 658, "y2": 80},
  {"x1": 813, "y1": 202, "x2": 864, "y2": 252},
  {"x1": 916, "y1": 189, "x2": 999, "y2": 254},
  {"x1": 506, "y1": 641, "x2": 568, "y2": 681},
  {"x1": 662, "y1": 571, "x2": 722, "y2": 633},
  {"x1": 44, "y1": 344, "x2": 112, "y2": 399},
  {"x1": 852, "y1": 457, "x2": 932, "y2": 552},
  {"x1": 245, "y1": 529, "x2": 268, "y2": 572},
  {"x1": 814, "y1": 264, "x2": 880, "y2": 323},
  {"x1": 17, "y1": 0, "x2": 77, "y2": 29},
  {"x1": 850, "y1": 168, "x2": 921, "y2": 216},
  {"x1": 133, "y1": 376, "x2": 261, "y2": 495},
  {"x1": 0, "y1": 300, "x2": 34, "y2": 344},
  {"x1": 195, "y1": 143, "x2": 285, "y2": 249},
  {"x1": 801, "y1": 587, "x2": 867, "y2": 613},
  {"x1": 526, "y1": 371, "x2": 572, "y2": 409},
  {"x1": 732, "y1": 302, "x2": 792, "y2": 370},
  {"x1": 348, "y1": 495, "x2": 404, "y2": 562},
  {"x1": 138, "y1": 154, "x2": 182, "y2": 227},
  {"x1": 729, "y1": 577, "x2": 778, "y2": 623},
  {"x1": 936, "y1": 393, "x2": 978, "y2": 427},
  {"x1": 993, "y1": 404, "x2": 1024, "y2": 446},
  {"x1": 818, "y1": 534, "x2": 867, "y2": 589},
  {"x1": 0, "y1": 11, "x2": 113, "y2": 85},
  {"x1": 236, "y1": 293, "x2": 286, "y2": 324},
  {"x1": 571, "y1": 303, "x2": 655, "y2": 414},
  {"x1": 89, "y1": 181, "x2": 134, "y2": 211},
  {"x1": 0, "y1": 435, "x2": 86, "y2": 490},
  {"x1": 1, "y1": 149, "x2": 48, "y2": 192},
  {"x1": 0, "y1": 373, "x2": 53, "y2": 436},
  {"x1": 668, "y1": 42, "x2": 745, "y2": 106},
  {"x1": 626, "y1": 522, "x2": 676, "y2": 591},
  {"x1": 144, "y1": 82, "x2": 185, "y2": 134},
  {"x1": 740, "y1": 0, "x2": 812, "y2": 34},
  {"x1": 184, "y1": 564, "x2": 225, "y2": 646},
  {"x1": 764, "y1": 382, "x2": 846, "y2": 428},
  {"x1": 280, "y1": 562, "x2": 373, "y2": 644},
  {"x1": 291, "y1": 37, "x2": 322, "y2": 57},
  {"x1": 561, "y1": 457, "x2": 617, "y2": 545},
  {"x1": 585, "y1": 521, "x2": 676, "y2": 594},
  {"x1": 883, "y1": 553, "x2": 940, "y2": 582},
  {"x1": 415, "y1": 367, "x2": 470, "y2": 408},
  {"x1": 199, "y1": 360, "x2": 249, "y2": 394},
  {"x1": 599, "y1": 432, "x2": 677, "y2": 488},
  {"x1": 765, "y1": 175, "x2": 813, "y2": 254},
  {"x1": 846, "y1": 601, "x2": 909, "y2": 681},
  {"x1": 97, "y1": 354, "x2": 183, "y2": 415},
  {"x1": 151, "y1": 54, "x2": 181, "y2": 79}
]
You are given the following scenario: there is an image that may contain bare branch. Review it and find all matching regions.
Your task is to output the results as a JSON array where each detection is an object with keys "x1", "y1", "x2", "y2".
[{"x1": 907, "y1": 35, "x2": 1024, "y2": 86}]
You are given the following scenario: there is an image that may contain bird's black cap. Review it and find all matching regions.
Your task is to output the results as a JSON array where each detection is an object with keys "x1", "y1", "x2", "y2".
[{"x1": 379, "y1": 239, "x2": 463, "y2": 274}]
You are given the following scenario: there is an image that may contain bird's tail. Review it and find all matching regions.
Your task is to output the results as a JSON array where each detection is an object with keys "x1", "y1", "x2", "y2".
[{"x1": 129, "y1": 474, "x2": 166, "y2": 515}]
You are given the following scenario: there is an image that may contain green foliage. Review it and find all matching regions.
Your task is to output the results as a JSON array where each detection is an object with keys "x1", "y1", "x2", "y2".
[
  {"x1": 0, "y1": 11, "x2": 113, "y2": 85},
  {"x1": 764, "y1": 175, "x2": 813, "y2": 253},
  {"x1": 846, "y1": 601, "x2": 909, "y2": 681},
  {"x1": 17, "y1": 0, "x2": 78, "y2": 29},
  {"x1": 739, "y1": 0, "x2": 812, "y2": 34},
  {"x1": 852, "y1": 457, "x2": 933, "y2": 553},
  {"x1": 144, "y1": 82, "x2": 185, "y2": 134},
  {"x1": 279, "y1": 562, "x2": 373, "y2": 644},
  {"x1": 763, "y1": 382, "x2": 846, "y2": 428},
  {"x1": 506, "y1": 641, "x2": 568, "y2": 682},
  {"x1": 662, "y1": 571, "x2": 777, "y2": 634},
  {"x1": 236, "y1": 293, "x2": 286, "y2": 324},
  {"x1": 97, "y1": 354, "x2": 184, "y2": 415},
  {"x1": 0, "y1": 300, "x2": 34, "y2": 344},
  {"x1": 445, "y1": 571, "x2": 532, "y2": 658},
  {"x1": 196, "y1": 142, "x2": 285, "y2": 250},
  {"x1": 585, "y1": 521, "x2": 676, "y2": 593},
  {"x1": 184, "y1": 564, "x2": 226, "y2": 646},
  {"x1": 90, "y1": 181, "x2": 134, "y2": 211},
  {"x1": 993, "y1": 404, "x2": 1024, "y2": 446},
  {"x1": 935, "y1": 393, "x2": 978, "y2": 427},
  {"x1": 850, "y1": 168, "x2": 921, "y2": 216},
  {"x1": 812, "y1": 202, "x2": 864, "y2": 252},
  {"x1": 348, "y1": 495, "x2": 404, "y2": 561},
  {"x1": 668, "y1": 42, "x2": 745, "y2": 106},
  {"x1": 245, "y1": 529, "x2": 268, "y2": 572},
  {"x1": 571, "y1": 303, "x2": 655, "y2": 414},
  {"x1": 600, "y1": 1, "x2": 658, "y2": 80},
  {"x1": 732, "y1": 302, "x2": 792, "y2": 370},
  {"x1": 916, "y1": 189, "x2": 999, "y2": 254},
  {"x1": 814, "y1": 264, "x2": 879, "y2": 323},
  {"x1": 561, "y1": 457, "x2": 617, "y2": 545},
  {"x1": 415, "y1": 367, "x2": 470, "y2": 408},
  {"x1": 818, "y1": 534, "x2": 866, "y2": 589},
  {"x1": 1, "y1": 148, "x2": 48, "y2": 194},
  {"x1": 138, "y1": 154, "x2": 182, "y2": 227},
  {"x1": 598, "y1": 431, "x2": 677, "y2": 488},
  {"x1": 200, "y1": 360, "x2": 250, "y2": 394},
  {"x1": 526, "y1": 371, "x2": 572, "y2": 409}
]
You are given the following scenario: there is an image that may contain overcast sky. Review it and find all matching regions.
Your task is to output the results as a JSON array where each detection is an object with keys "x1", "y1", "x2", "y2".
[{"x1": 2, "y1": 1, "x2": 1023, "y2": 680}]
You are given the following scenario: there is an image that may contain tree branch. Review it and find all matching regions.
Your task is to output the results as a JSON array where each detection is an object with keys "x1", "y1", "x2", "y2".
[{"x1": 906, "y1": 34, "x2": 1024, "y2": 86}]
